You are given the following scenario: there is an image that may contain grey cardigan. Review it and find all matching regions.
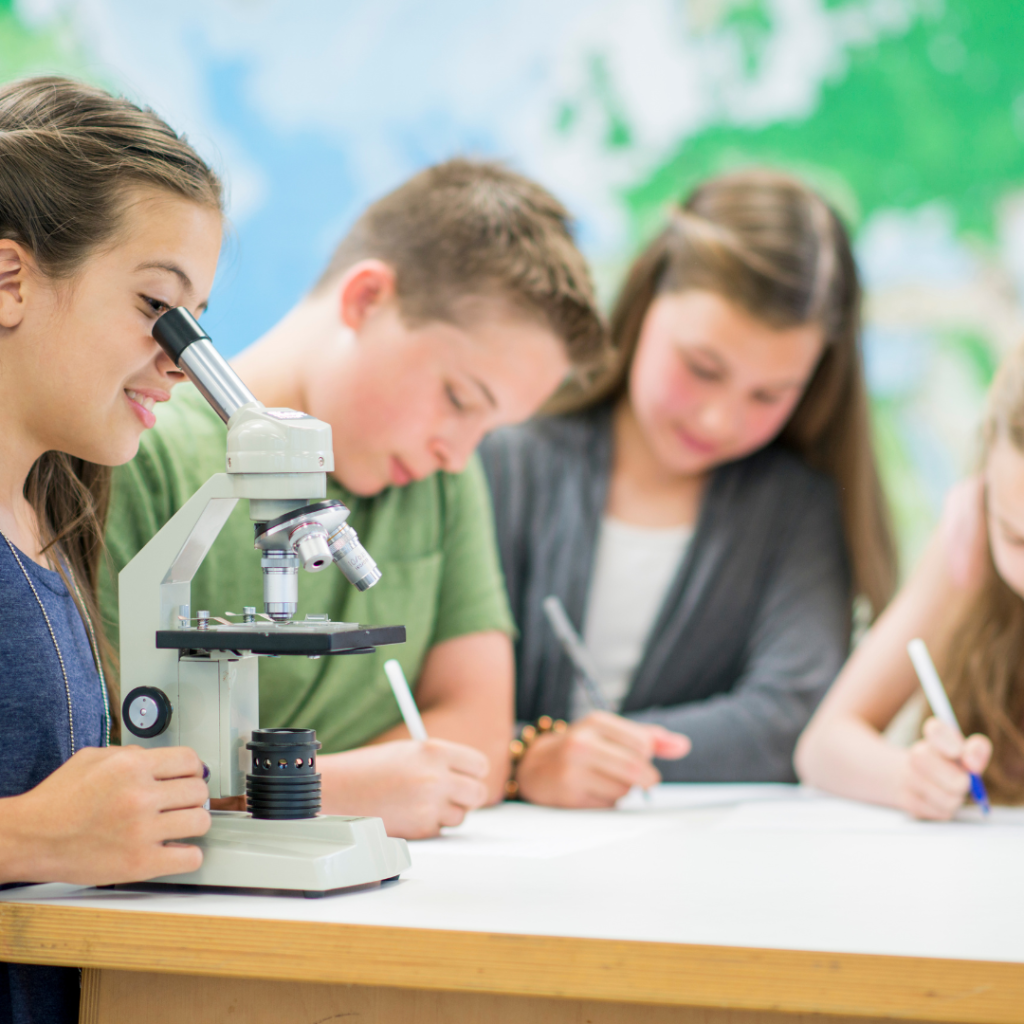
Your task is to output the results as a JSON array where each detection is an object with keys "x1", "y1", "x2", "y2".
[{"x1": 480, "y1": 404, "x2": 852, "y2": 783}]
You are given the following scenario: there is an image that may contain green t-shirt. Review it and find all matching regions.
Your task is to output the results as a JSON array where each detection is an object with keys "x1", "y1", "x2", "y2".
[{"x1": 101, "y1": 385, "x2": 515, "y2": 753}]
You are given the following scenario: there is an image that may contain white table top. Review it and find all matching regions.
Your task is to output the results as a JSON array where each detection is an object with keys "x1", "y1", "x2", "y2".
[{"x1": 4, "y1": 785, "x2": 1021, "y2": 963}]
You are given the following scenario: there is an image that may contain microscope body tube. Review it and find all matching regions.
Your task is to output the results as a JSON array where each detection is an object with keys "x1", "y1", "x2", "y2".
[{"x1": 153, "y1": 307, "x2": 257, "y2": 422}]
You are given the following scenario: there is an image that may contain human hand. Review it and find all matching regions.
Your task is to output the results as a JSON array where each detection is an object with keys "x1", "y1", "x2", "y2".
[
  {"x1": 3, "y1": 745, "x2": 210, "y2": 886},
  {"x1": 515, "y1": 711, "x2": 690, "y2": 808},
  {"x1": 898, "y1": 716, "x2": 993, "y2": 820},
  {"x1": 318, "y1": 739, "x2": 490, "y2": 840}
]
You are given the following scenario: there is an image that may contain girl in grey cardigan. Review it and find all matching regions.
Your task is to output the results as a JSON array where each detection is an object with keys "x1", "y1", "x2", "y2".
[{"x1": 482, "y1": 169, "x2": 897, "y2": 806}]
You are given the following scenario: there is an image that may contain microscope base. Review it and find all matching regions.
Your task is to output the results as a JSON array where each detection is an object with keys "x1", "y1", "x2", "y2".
[{"x1": 149, "y1": 810, "x2": 411, "y2": 895}]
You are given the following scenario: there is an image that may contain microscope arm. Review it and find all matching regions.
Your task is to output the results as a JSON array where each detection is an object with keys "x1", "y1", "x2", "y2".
[{"x1": 119, "y1": 470, "x2": 326, "y2": 749}]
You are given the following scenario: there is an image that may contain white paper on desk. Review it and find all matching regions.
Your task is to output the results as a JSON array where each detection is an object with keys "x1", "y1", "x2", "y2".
[
  {"x1": 411, "y1": 800, "x2": 673, "y2": 859},
  {"x1": 716, "y1": 794, "x2": 1024, "y2": 833},
  {"x1": 951, "y1": 804, "x2": 1024, "y2": 825},
  {"x1": 616, "y1": 782, "x2": 798, "y2": 812}
]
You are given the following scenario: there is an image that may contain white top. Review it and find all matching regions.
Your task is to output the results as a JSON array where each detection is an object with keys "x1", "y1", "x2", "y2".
[
  {"x1": 572, "y1": 516, "x2": 693, "y2": 718},
  {"x1": 5, "y1": 788, "x2": 1024, "y2": 963}
]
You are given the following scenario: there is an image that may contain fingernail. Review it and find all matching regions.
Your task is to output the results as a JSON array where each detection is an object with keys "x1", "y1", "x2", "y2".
[{"x1": 202, "y1": 762, "x2": 210, "y2": 781}]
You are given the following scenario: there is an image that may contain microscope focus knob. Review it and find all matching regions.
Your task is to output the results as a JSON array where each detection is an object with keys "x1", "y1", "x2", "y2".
[{"x1": 122, "y1": 686, "x2": 172, "y2": 739}]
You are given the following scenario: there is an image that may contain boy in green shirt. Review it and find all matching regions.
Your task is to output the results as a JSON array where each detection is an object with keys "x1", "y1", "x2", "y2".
[{"x1": 102, "y1": 159, "x2": 604, "y2": 838}]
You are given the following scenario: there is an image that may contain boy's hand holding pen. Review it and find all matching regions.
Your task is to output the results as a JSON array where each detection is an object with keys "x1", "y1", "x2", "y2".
[{"x1": 904, "y1": 639, "x2": 994, "y2": 820}]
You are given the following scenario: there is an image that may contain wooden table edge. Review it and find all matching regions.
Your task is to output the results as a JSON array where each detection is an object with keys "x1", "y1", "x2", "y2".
[{"x1": 2, "y1": 901, "x2": 1022, "y2": 1023}]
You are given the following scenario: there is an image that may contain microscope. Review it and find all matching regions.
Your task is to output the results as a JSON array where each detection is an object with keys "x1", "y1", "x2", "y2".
[{"x1": 118, "y1": 307, "x2": 411, "y2": 896}]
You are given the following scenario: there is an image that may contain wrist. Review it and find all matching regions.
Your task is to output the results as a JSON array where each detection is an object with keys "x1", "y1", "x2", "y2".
[
  {"x1": 0, "y1": 792, "x2": 54, "y2": 884},
  {"x1": 315, "y1": 749, "x2": 365, "y2": 803},
  {"x1": 505, "y1": 716, "x2": 566, "y2": 800},
  {"x1": 890, "y1": 749, "x2": 921, "y2": 813}
]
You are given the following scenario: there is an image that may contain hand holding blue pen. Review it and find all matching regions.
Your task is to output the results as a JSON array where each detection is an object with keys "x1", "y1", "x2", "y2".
[{"x1": 907, "y1": 638, "x2": 991, "y2": 815}]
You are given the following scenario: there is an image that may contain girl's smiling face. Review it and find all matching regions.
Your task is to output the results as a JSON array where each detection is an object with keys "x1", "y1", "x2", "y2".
[
  {"x1": 1, "y1": 188, "x2": 222, "y2": 467},
  {"x1": 627, "y1": 289, "x2": 825, "y2": 476}
]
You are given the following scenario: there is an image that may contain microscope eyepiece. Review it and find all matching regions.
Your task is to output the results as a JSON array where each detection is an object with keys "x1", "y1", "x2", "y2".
[
  {"x1": 153, "y1": 306, "x2": 206, "y2": 363},
  {"x1": 153, "y1": 307, "x2": 258, "y2": 423}
]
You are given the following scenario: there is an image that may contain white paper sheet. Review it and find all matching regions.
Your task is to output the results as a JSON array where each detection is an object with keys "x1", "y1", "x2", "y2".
[
  {"x1": 616, "y1": 782, "x2": 798, "y2": 812},
  {"x1": 716, "y1": 793, "x2": 1024, "y2": 832},
  {"x1": 411, "y1": 800, "x2": 675, "y2": 859},
  {"x1": 410, "y1": 784, "x2": 802, "y2": 860}
]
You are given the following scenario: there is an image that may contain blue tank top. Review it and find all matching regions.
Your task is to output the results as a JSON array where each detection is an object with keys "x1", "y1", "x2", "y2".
[{"x1": 0, "y1": 535, "x2": 107, "y2": 1024}]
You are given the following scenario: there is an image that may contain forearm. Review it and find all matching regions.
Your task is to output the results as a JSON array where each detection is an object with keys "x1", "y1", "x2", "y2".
[
  {"x1": 628, "y1": 690, "x2": 819, "y2": 783},
  {"x1": 794, "y1": 524, "x2": 977, "y2": 805},
  {"x1": 0, "y1": 794, "x2": 47, "y2": 884},
  {"x1": 316, "y1": 749, "x2": 391, "y2": 817},
  {"x1": 794, "y1": 713, "x2": 908, "y2": 807}
]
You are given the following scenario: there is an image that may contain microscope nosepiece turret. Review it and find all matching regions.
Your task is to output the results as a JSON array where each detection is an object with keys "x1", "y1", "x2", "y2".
[{"x1": 255, "y1": 500, "x2": 381, "y2": 620}]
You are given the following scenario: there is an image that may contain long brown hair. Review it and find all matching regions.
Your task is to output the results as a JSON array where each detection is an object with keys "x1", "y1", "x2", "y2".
[
  {"x1": 554, "y1": 168, "x2": 896, "y2": 618},
  {"x1": 0, "y1": 76, "x2": 223, "y2": 723},
  {"x1": 945, "y1": 343, "x2": 1024, "y2": 802}
]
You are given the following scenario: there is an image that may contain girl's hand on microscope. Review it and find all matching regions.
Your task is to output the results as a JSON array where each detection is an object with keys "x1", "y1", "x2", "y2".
[
  {"x1": 316, "y1": 740, "x2": 490, "y2": 840},
  {"x1": 0, "y1": 745, "x2": 210, "y2": 886},
  {"x1": 514, "y1": 711, "x2": 690, "y2": 808}
]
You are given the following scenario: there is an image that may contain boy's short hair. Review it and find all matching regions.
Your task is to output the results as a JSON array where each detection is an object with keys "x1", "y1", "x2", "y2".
[{"x1": 313, "y1": 159, "x2": 605, "y2": 370}]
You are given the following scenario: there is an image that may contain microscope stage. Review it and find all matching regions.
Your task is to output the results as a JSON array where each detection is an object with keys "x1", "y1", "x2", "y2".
[{"x1": 156, "y1": 621, "x2": 406, "y2": 656}]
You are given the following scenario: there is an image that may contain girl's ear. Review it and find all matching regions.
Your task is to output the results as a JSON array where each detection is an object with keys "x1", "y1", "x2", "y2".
[
  {"x1": 336, "y1": 259, "x2": 398, "y2": 332},
  {"x1": 0, "y1": 240, "x2": 31, "y2": 329}
]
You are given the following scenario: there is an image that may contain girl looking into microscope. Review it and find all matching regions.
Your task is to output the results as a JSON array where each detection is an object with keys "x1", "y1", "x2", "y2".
[
  {"x1": 0, "y1": 76, "x2": 222, "y2": 1024},
  {"x1": 482, "y1": 169, "x2": 897, "y2": 807}
]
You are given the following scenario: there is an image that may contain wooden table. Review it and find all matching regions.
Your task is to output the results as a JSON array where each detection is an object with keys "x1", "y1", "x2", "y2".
[{"x1": 2, "y1": 786, "x2": 1022, "y2": 1024}]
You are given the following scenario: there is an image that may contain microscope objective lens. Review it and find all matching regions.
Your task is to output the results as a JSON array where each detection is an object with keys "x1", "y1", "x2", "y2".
[{"x1": 261, "y1": 550, "x2": 299, "y2": 620}]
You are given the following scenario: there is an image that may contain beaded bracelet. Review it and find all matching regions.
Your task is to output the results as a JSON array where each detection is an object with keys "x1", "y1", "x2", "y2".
[{"x1": 505, "y1": 715, "x2": 567, "y2": 799}]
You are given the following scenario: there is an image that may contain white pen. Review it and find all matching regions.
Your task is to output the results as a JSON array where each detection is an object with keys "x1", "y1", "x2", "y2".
[
  {"x1": 384, "y1": 658, "x2": 428, "y2": 741},
  {"x1": 541, "y1": 595, "x2": 610, "y2": 712},
  {"x1": 907, "y1": 638, "x2": 990, "y2": 814}
]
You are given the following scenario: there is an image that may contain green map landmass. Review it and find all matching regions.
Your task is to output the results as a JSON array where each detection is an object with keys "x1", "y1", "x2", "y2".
[
  {"x1": 627, "y1": 0, "x2": 1024, "y2": 242},
  {"x1": 0, "y1": 0, "x2": 93, "y2": 83}
]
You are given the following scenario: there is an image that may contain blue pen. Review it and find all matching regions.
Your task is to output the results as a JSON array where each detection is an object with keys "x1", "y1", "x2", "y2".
[{"x1": 907, "y1": 638, "x2": 990, "y2": 814}]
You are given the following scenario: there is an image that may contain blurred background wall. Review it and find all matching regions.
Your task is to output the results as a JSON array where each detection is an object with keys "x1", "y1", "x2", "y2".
[{"x1": 5, "y1": 0, "x2": 1024, "y2": 569}]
